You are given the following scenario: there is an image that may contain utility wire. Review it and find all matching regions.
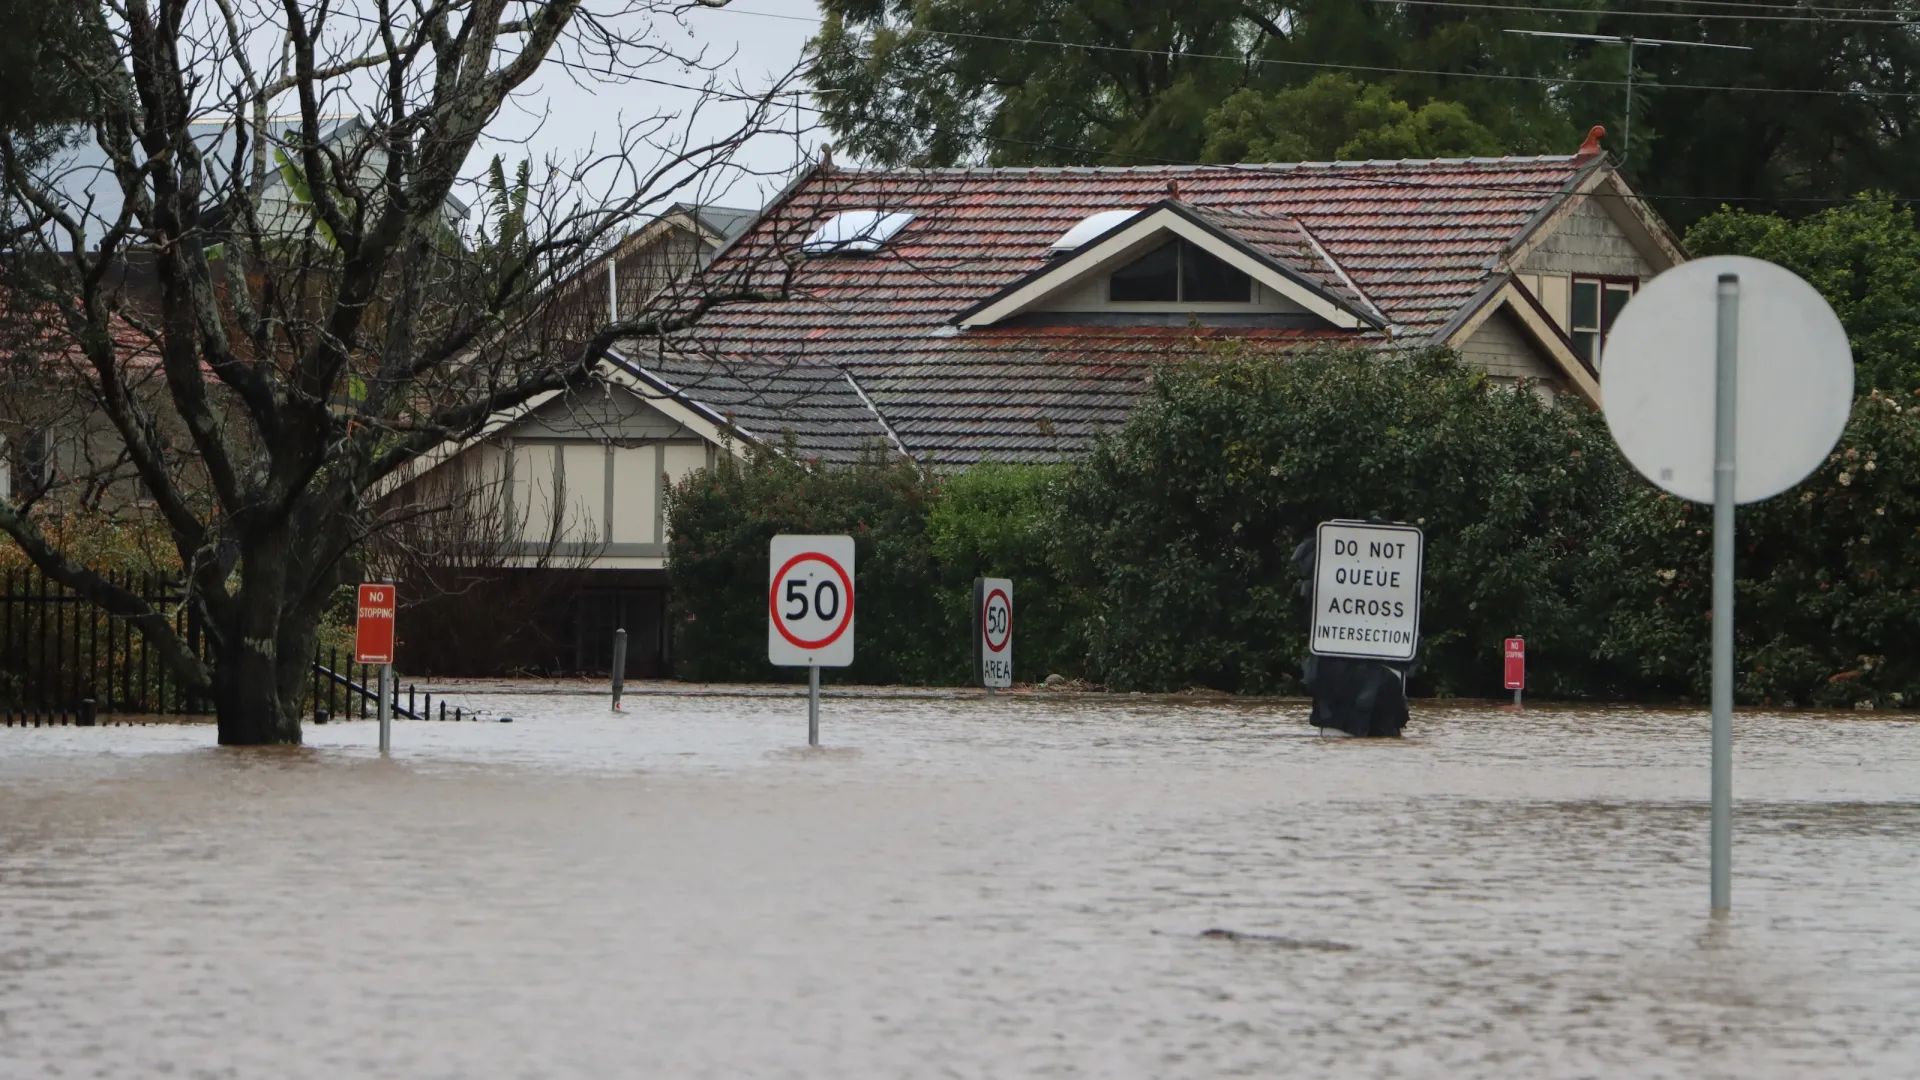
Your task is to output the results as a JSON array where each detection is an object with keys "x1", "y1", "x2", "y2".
[
  {"x1": 1357, "y1": 0, "x2": 1920, "y2": 24},
  {"x1": 598, "y1": 62, "x2": 1915, "y2": 204},
  {"x1": 321, "y1": 4, "x2": 1920, "y2": 206},
  {"x1": 710, "y1": 4, "x2": 1920, "y2": 100}
]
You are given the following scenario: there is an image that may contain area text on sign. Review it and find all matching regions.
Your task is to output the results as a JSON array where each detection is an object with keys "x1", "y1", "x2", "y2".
[
  {"x1": 974, "y1": 577, "x2": 1012, "y2": 689},
  {"x1": 1310, "y1": 520, "x2": 1424, "y2": 662}
]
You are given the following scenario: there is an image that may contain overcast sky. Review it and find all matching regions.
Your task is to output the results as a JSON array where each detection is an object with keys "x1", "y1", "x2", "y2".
[{"x1": 473, "y1": 1, "x2": 829, "y2": 219}]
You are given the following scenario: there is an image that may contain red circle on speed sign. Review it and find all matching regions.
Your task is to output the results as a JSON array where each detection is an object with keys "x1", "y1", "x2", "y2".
[
  {"x1": 982, "y1": 587, "x2": 1011, "y2": 653},
  {"x1": 769, "y1": 552, "x2": 856, "y2": 650}
]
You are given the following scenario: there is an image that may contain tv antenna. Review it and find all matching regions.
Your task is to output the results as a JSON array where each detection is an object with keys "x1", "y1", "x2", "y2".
[{"x1": 1504, "y1": 30, "x2": 1753, "y2": 162}]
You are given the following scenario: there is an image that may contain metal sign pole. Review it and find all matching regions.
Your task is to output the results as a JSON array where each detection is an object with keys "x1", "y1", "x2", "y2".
[
  {"x1": 1711, "y1": 273, "x2": 1739, "y2": 912},
  {"x1": 378, "y1": 663, "x2": 392, "y2": 756},
  {"x1": 610, "y1": 628, "x2": 628, "y2": 712},
  {"x1": 808, "y1": 663, "x2": 820, "y2": 747}
]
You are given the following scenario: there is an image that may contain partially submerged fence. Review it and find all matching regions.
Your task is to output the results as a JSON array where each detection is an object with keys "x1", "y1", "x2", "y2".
[
  {"x1": 0, "y1": 566, "x2": 439, "y2": 726},
  {"x1": 1, "y1": 568, "x2": 212, "y2": 722}
]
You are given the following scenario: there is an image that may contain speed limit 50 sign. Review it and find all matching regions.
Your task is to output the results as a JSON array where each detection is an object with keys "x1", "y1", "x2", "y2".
[
  {"x1": 768, "y1": 535, "x2": 856, "y2": 667},
  {"x1": 974, "y1": 577, "x2": 1012, "y2": 688}
]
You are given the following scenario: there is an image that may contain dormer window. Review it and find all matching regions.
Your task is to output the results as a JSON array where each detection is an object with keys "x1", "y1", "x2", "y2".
[
  {"x1": 801, "y1": 210, "x2": 915, "y2": 254},
  {"x1": 1109, "y1": 239, "x2": 1251, "y2": 303}
]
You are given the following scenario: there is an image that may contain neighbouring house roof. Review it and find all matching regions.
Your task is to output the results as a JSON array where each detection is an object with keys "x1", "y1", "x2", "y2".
[
  {"x1": 616, "y1": 151, "x2": 1663, "y2": 466},
  {"x1": 682, "y1": 204, "x2": 760, "y2": 246},
  {"x1": 28, "y1": 115, "x2": 469, "y2": 252}
]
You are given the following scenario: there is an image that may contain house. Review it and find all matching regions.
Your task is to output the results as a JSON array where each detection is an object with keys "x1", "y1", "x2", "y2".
[
  {"x1": 400, "y1": 128, "x2": 1686, "y2": 676},
  {"x1": 376, "y1": 202, "x2": 756, "y2": 677},
  {"x1": 2, "y1": 113, "x2": 472, "y2": 509},
  {"x1": 28, "y1": 113, "x2": 469, "y2": 252}
]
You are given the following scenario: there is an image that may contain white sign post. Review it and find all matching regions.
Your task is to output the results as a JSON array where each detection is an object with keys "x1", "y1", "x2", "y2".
[
  {"x1": 1310, "y1": 521, "x2": 1424, "y2": 662},
  {"x1": 974, "y1": 578, "x2": 1013, "y2": 690},
  {"x1": 1603, "y1": 254, "x2": 1853, "y2": 913},
  {"x1": 768, "y1": 535, "x2": 856, "y2": 746}
]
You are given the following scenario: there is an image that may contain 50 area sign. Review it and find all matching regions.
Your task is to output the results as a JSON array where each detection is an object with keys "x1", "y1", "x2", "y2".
[
  {"x1": 974, "y1": 577, "x2": 1012, "y2": 689},
  {"x1": 768, "y1": 535, "x2": 856, "y2": 667}
]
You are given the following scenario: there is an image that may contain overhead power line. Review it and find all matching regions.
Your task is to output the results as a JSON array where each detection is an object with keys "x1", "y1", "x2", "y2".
[
  {"x1": 1357, "y1": 0, "x2": 1920, "y2": 25},
  {"x1": 711, "y1": 4, "x2": 1920, "y2": 101},
  {"x1": 1506, "y1": 29, "x2": 1753, "y2": 158},
  {"x1": 598, "y1": 62, "x2": 1913, "y2": 206},
  {"x1": 320, "y1": 3, "x2": 1920, "y2": 207}
]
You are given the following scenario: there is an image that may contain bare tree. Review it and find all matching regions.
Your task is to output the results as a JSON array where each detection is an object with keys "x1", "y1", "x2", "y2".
[{"x1": 0, "y1": 0, "x2": 802, "y2": 743}]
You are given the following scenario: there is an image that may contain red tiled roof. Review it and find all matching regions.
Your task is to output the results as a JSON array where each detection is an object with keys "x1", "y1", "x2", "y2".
[{"x1": 642, "y1": 156, "x2": 1598, "y2": 465}]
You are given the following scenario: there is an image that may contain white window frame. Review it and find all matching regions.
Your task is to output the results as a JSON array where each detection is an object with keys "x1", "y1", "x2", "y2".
[{"x1": 1570, "y1": 275, "x2": 1638, "y2": 369}]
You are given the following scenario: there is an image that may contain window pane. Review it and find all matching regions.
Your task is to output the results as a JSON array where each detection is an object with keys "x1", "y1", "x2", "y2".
[
  {"x1": 1602, "y1": 283, "x2": 1633, "y2": 334},
  {"x1": 1110, "y1": 242, "x2": 1179, "y2": 301},
  {"x1": 1573, "y1": 330, "x2": 1601, "y2": 369},
  {"x1": 1180, "y1": 242, "x2": 1252, "y2": 302},
  {"x1": 1571, "y1": 279, "x2": 1600, "y2": 331}
]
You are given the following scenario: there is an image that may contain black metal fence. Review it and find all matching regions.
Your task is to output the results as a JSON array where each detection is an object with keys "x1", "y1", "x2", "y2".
[
  {"x1": 0, "y1": 566, "x2": 453, "y2": 726},
  {"x1": 1, "y1": 567, "x2": 212, "y2": 723}
]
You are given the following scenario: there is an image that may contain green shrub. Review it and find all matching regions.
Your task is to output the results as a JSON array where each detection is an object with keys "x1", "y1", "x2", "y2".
[
  {"x1": 665, "y1": 348, "x2": 1920, "y2": 708},
  {"x1": 666, "y1": 439, "x2": 954, "y2": 684},
  {"x1": 926, "y1": 462, "x2": 1086, "y2": 682},
  {"x1": 1583, "y1": 388, "x2": 1920, "y2": 708},
  {"x1": 1050, "y1": 346, "x2": 1630, "y2": 696},
  {"x1": 1686, "y1": 195, "x2": 1920, "y2": 395}
]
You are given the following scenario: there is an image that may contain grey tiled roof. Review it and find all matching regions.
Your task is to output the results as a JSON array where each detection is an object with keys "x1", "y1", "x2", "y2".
[{"x1": 622, "y1": 156, "x2": 1600, "y2": 466}]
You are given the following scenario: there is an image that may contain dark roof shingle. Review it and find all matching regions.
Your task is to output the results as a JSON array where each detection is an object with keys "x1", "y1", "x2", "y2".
[{"x1": 635, "y1": 157, "x2": 1595, "y2": 465}]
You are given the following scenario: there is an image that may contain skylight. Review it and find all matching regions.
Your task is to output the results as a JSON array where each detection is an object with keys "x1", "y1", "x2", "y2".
[
  {"x1": 1047, "y1": 209, "x2": 1138, "y2": 254},
  {"x1": 800, "y1": 210, "x2": 915, "y2": 254}
]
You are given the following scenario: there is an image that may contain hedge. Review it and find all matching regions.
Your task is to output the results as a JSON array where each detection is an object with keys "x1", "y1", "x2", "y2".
[{"x1": 666, "y1": 351, "x2": 1920, "y2": 706}]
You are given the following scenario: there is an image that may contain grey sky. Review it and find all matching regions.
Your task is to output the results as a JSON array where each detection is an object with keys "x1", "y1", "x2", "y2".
[{"x1": 473, "y1": 1, "x2": 828, "y2": 218}]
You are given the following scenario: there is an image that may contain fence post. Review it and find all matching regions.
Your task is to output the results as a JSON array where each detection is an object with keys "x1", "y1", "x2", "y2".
[{"x1": 610, "y1": 628, "x2": 628, "y2": 711}]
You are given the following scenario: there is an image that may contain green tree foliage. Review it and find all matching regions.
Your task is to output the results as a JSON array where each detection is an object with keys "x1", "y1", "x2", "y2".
[
  {"x1": 667, "y1": 444, "x2": 1077, "y2": 685},
  {"x1": 0, "y1": 0, "x2": 101, "y2": 165},
  {"x1": 1685, "y1": 195, "x2": 1920, "y2": 395},
  {"x1": 1051, "y1": 347, "x2": 1626, "y2": 696},
  {"x1": 926, "y1": 462, "x2": 1086, "y2": 682},
  {"x1": 668, "y1": 349, "x2": 1920, "y2": 706},
  {"x1": 1581, "y1": 390, "x2": 1920, "y2": 709},
  {"x1": 667, "y1": 440, "x2": 955, "y2": 685},
  {"x1": 809, "y1": 0, "x2": 1920, "y2": 226},
  {"x1": 1201, "y1": 75, "x2": 1503, "y2": 164}
]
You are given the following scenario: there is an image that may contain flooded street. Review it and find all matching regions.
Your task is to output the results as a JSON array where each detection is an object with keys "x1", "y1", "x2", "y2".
[{"x1": 2, "y1": 696, "x2": 1917, "y2": 1078}]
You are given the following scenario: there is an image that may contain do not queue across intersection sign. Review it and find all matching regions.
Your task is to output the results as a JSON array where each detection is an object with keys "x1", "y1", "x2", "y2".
[
  {"x1": 767, "y1": 535, "x2": 856, "y2": 668},
  {"x1": 1310, "y1": 520, "x2": 1424, "y2": 662}
]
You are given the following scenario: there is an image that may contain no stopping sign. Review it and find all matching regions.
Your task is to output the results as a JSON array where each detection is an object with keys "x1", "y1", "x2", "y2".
[{"x1": 768, "y1": 534, "x2": 856, "y2": 667}]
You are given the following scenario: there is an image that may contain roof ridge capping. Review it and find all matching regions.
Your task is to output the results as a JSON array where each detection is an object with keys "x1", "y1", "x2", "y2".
[{"x1": 832, "y1": 155, "x2": 1582, "y2": 177}]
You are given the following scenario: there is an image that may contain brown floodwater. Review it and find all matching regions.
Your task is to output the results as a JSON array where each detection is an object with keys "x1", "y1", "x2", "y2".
[{"x1": 2, "y1": 695, "x2": 1917, "y2": 1077}]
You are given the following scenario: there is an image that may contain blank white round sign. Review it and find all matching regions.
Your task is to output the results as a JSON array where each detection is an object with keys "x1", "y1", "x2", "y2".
[{"x1": 1602, "y1": 255, "x2": 1853, "y2": 505}]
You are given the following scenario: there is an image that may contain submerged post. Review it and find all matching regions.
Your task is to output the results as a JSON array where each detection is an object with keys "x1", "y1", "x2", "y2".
[
  {"x1": 808, "y1": 664, "x2": 820, "y2": 747},
  {"x1": 1710, "y1": 273, "x2": 1739, "y2": 912},
  {"x1": 378, "y1": 664, "x2": 392, "y2": 756},
  {"x1": 610, "y1": 628, "x2": 628, "y2": 711}
]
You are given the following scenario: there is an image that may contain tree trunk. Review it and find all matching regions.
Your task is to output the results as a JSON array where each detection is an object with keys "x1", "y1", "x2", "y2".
[
  {"x1": 212, "y1": 641, "x2": 305, "y2": 745},
  {"x1": 211, "y1": 533, "x2": 306, "y2": 745}
]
